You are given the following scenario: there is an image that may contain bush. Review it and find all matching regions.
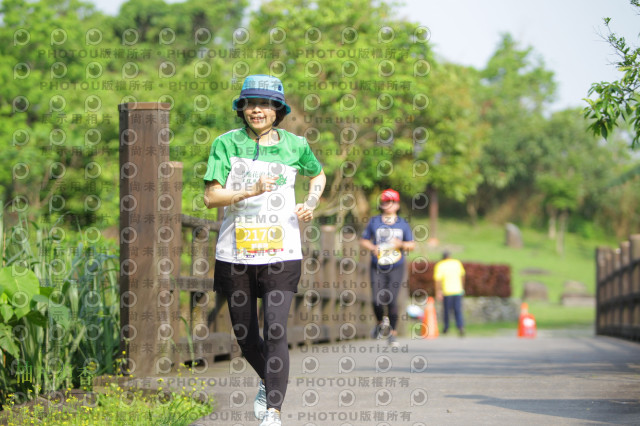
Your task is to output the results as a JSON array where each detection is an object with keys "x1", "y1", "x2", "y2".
[
  {"x1": 0, "y1": 212, "x2": 120, "y2": 409},
  {"x1": 409, "y1": 260, "x2": 511, "y2": 298}
]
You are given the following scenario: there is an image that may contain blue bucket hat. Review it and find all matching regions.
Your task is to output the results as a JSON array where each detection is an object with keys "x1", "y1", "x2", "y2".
[{"x1": 232, "y1": 74, "x2": 291, "y2": 115}]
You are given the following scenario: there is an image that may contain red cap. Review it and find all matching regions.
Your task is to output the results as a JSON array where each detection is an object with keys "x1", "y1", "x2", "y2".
[{"x1": 380, "y1": 188, "x2": 400, "y2": 202}]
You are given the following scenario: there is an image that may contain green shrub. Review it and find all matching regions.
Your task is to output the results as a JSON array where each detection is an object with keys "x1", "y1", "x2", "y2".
[
  {"x1": 0, "y1": 212, "x2": 119, "y2": 409},
  {"x1": 1, "y1": 378, "x2": 214, "y2": 425}
]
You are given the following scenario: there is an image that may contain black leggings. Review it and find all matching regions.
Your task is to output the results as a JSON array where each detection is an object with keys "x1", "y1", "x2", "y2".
[
  {"x1": 370, "y1": 264, "x2": 405, "y2": 330},
  {"x1": 226, "y1": 290, "x2": 293, "y2": 411},
  {"x1": 215, "y1": 260, "x2": 301, "y2": 411}
]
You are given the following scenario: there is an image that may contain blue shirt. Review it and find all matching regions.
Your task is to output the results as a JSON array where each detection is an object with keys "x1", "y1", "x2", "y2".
[{"x1": 362, "y1": 215, "x2": 413, "y2": 269}]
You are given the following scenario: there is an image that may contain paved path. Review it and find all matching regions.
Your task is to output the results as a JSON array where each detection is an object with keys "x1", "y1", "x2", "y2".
[{"x1": 170, "y1": 330, "x2": 640, "y2": 425}]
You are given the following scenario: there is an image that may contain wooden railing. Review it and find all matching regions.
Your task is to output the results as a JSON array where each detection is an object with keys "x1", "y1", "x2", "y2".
[
  {"x1": 596, "y1": 234, "x2": 640, "y2": 341},
  {"x1": 118, "y1": 103, "x2": 384, "y2": 376}
]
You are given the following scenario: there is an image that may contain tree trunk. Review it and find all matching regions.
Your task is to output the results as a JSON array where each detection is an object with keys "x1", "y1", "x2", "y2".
[
  {"x1": 547, "y1": 205, "x2": 557, "y2": 240},
  {"x1": 466, "y1": 197, "x2": 478, "y2": 227},
  {"x1": 427, "y1": 185, "x2": 439, "y2": 245},
  {"x1": 352, "y1": 186, "x2": 369, "y2": 233},
  {"x1": 556, "y1": 210, "x2": 568, "y2": 256}
]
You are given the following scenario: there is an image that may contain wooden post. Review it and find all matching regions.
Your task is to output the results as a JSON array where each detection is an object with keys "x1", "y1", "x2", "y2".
[
  {"x1": 339, "y1": 227, "x2": 360, "y2": 339},
  {"x1": 595, "y1": 247, "x2": 607, "y2": 335},
  {"x1": 319, "y1": 225, "x2": 337, "y2": 342},
  {"x1": 397, "y1": 260, "x2": 409, "y2": 337},
  {"x1": 357, "y1": 233, "x2": 373, "y2": 337},
  {"x1": 118, "y1": 102, "x2": 171, "y2": 377},
  {"x1": 189, "y1": 222, "x2": 210, "y2": 363},
  {"x1": 614, "y1": 249, "x2": 623, "y2": 331},
  {"x1": 620, "y1": 241, "x2": 631, "y2": 296},
  {"x1": 605, "y1": 249, "x2": 614, "y2": 303},
  {"x1": 630, "y1": 235, "x2": 640, "y2": 338},
  {"x1": 166, "y1": 161, "x2": 183, "y2": 370},
  {"x1": 291, "y1": 221, "x2": 317, "y2": 346},
  {"x1": 596, "y1": 235, "x2": 640, "y2": 341},
  {"x1": 614, "y1": 248, "x2": 622, "y2": 300},
  {"x1": 620, "y1": 241, "x2": 631, "y2": 331},
  {"x1": 631, "y1": 235, "x2": 640, "y2": 294}
]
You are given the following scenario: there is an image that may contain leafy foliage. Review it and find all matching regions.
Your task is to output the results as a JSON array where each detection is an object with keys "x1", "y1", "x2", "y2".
[
  {"x1": 0, "y1": 0, "x2": 493, "y2": 230},
  {"x1": 584, "y1": 0, "x2": 640, "y2": 148},
  {"x1": 247, "y1": 0, "x2": 487, "y2": 225},
  {"x1": 0, "y1": 212, "x2": 119, "y2": 408},
  {"x1": 1, "y1": 379, "x2": 213, "y2": 425},
  {"x1": 0, "y1": 0, "x2": 638, "y2": 237},
  {"x1": 477, "y1": 34, "x2": 556, "y2": 194}
]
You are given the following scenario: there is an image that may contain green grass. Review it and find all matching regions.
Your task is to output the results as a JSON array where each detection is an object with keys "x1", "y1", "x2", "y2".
[
  {"x1": 526, "y1": 302, "x2": 596, "y2": 329},
  {"x1": 462, "y1": 303, "x2": 595, "y2": 336},
  {"x1": 406, "y1": 302, "x2": 596, "y2": 337},
  {"x1": 406, "y1": 218, "x2": 613, "y2": 333},
  {"x1": 1, "y1": 378, "x2": 213, "y2": 426},
  {"x1": 411, "y1": 218, "x2": 617, "y2": 303}
]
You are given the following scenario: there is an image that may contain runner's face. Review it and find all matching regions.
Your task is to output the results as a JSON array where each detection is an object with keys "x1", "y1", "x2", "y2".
[
  {"x1": 243, "y1": 98, "x2": 277, "y2": 135},
  {"x1": 381, "y1": 200, "x2": 399, "y2": 214}
]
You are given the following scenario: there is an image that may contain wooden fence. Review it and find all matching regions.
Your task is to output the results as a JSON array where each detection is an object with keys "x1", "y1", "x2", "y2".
[
  {"x1": 118, "y1": 103, "x2": 392, "y2": 376},
  {"x1": 596, "y1": 234, "x2": 640, "y2": 341}
]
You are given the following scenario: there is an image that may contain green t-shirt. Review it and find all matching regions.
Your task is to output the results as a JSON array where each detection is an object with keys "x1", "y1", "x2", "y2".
[{"x1": 204, "y1": 128, "x2": 322, "y2": 264}]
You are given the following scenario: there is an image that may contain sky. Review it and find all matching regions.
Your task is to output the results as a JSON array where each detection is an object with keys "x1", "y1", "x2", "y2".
[{"x1": 92, "y1": 0, "x2": 639, "y2": 112}]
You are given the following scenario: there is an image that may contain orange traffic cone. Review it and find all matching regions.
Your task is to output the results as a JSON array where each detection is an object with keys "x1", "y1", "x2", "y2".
[
  {"x1": 518, "y1": 302, "x2": 537, "y2": 338},
  {"x1": 421, "y1": 297, "x2": 439, "y2": 339}
]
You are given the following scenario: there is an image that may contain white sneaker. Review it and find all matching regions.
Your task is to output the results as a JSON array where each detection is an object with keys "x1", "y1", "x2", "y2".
[
  {"x1": 260, "y1": 408, "x2": 282, "y2": 426},
  {"x1": 379, "y1": 316, "x2": 391, "y2": 338},
  {"x1": 388, "y1": 333, "x2": 399, "y2": 347},
  {"x1": 254, "y1": 380, "x2": 267, "y2": 419}
]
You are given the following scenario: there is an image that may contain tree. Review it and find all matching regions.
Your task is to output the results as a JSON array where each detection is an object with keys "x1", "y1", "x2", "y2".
[
  {"x1": 0, "y1": 0, "x2": 113, "y2": 224},
  {"x1": 0, "y1": 0, "x2": 251, "y2": 227},
  {"x1": 247, "y1": 0, "x2": 429, "y2": 225},
  {"x1": 418, "y1": 63, "x2": 486, "y2": 236},
  {"x1": 472, "y1": 34, "x2": 556, "y2": 221},
  {"x1": 535, "y1": 109, "x2": 637, "y2": 246},
  {"x1": 247, "y1": 0, "x2": 486, "y2": 239},
  {"x1": 536, "y1": 173, "x2": 581, "y2": 254},
  {"x1": 584, "y1": 0, "x2": 640, "y2": 148}
]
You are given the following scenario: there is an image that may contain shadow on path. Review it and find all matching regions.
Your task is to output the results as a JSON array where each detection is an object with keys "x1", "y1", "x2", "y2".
[
  {"x1": 183, "y1": 333, "x2": 640, "y2": 425},
  {"x1": 450, "y1": 394, "x2": 640, "y2": 424}
]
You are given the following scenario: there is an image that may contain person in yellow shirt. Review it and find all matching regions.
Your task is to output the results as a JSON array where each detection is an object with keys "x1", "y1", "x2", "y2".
[{"x1": 434, "y1": 251, "x2": 466, "y2": 336}]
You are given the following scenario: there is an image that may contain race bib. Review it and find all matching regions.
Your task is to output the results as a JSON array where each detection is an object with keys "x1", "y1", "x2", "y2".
[
  {"x1": 235, "y1": 219, "x2": 284, "y2": 258},
  {"x1": 377, "y1": 242, "x2": 402, "y2": 266}
]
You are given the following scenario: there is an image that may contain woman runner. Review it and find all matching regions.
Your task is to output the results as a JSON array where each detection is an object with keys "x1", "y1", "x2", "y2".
[{"x1": 203, "y1": 74, "x2": 326, "y2": 425}]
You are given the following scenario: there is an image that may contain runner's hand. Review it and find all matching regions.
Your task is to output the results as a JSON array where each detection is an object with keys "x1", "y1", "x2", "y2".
[
  {"x1": 295, "y1": 203, "x2": 314, "y2": 222},
  {"x1": 391, "y1": 238, "x2": 404, "y2": 250},
  {"x1": 250, "y1": 175, "x2": 278, "y2": 196}
]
